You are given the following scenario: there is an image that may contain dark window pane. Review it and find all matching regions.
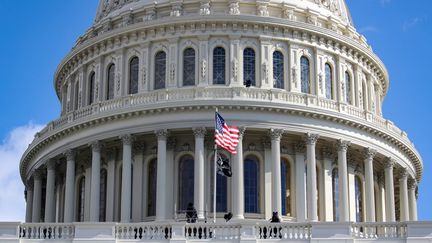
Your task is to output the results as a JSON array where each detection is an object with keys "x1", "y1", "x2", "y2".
[
  {"x1": 301, "y1": 56, "x2": 310, "y2": 94},
  {"x1": 155, "y1": 51, "x2": 166, "y2": 90},
  {"x1": 325, "y1": 64, "x2": 333, "y2": 99},
  {"x1": 273, "y1": 51, "x2": 284, "y2": 89},
  {"x1": 345, "y1": 72, "x2": 352, "y2": 104},
  {"x1": 213, "y1": 47, "x2": 226, "y2": 85},
  {"x1": 183, "y1": 48, "x2": 196, "y2": 86},
  {"x1": 99, "y1": 169, "x2": 107, "y2": 221},
  {"x1": 179, "y1": 155, "x2": 194, "y2": 211},
  {"x1": 89, "y1": 72, "x2": 95, "y2": 105},
  {"x1": 243, "y1": 48, "x2": 256, "y2": 86},
  {"x1": 107, "y1": 64, "x2": 115, "y2": 100},
  {"x1": 244, "y1": 157, "x2": 259, "y2": 213},
  {"x1": 147, "y1": 159, "x2": 157, "y2": 216},
  {"x1": 129, "y1": 57, "x2": 139, "y2": 94}
]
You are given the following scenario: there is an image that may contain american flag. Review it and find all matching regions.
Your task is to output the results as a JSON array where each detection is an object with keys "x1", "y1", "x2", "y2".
[{"x1": 215, "y1": 112, "x2": 240, "y2": 154}]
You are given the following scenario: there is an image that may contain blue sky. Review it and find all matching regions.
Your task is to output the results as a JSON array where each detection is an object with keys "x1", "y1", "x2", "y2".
[{"x1": 0, "y1": 0, "x2": 430, "y2": 221}]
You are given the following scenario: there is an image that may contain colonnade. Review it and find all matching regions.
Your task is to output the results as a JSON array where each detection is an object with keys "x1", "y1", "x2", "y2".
[{"x1": 24, "y1": 129, "x2": 418, "y2": 224}]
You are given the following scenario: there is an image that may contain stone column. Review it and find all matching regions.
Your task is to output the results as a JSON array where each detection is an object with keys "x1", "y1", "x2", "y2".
[
  {"x1": 121, "y1": 135, "x2": 133, "y2": 222},
  {"x1": 32, "y1": 171, "x2": 42, "y2": 222},
  {"x1": 295, "y1": 142, "x2": 306, "y2": 222},
  {"x1": 193, "y1": 128, "x2": 207, "y2": 220},
  {"x1": 44, "y1": 160, "x2": 56, "y2": 222},
  {"x1": 337, "y1": 140, "x2": 350, "y2": 222},
  {"x1": 322, "y1": 148, "x2": 334, "y2": 222},
  {"x1": 232, "y1": 127, "x2": 245, "y2": 220},
  {"x1": 399, "y1": 169, "x2": 410, "y2": 222},
  {"x1": 384, "y1": 159, "x2": 396, "y2": 222},
  {"x1": 363, "y1": 148, "x2": 377, "y2": 222},
  {"x1": 262, "y1": 139, "x2": 272, "y2": 219},
  {"x1": 306, "y1": 133, "x2": 319, "y2": 222},
  {"x1": 64, "y1": 150, "x2": 76, "y2": 223},
  {"x1": 89, "y1": 141, "x2": 102, "y2": 222},
  {"x1": 25, "y1": 186, "x2": 33, "y2": 223},
  {"x1": 132, "y1": 142, "x2": 145, "y2": 222},
  {"x1": 270, "y1": 129, "x2": 284, "y2": 219},
  {"x1": 155, "y1": 129, "x2": 169, "y2": 221},
  {"x1": 105, "y1": 149, "x2": 116, "y2": 222},
  {"x1": 377, "y1": 175, "x2": 386, "y2": 222},
  {"x1": 408, "y1": 179, "x2": 418, "y2": 221}
]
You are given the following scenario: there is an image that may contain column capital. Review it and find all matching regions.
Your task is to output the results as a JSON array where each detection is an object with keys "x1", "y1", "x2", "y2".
[
  {"x1": 155, "y1": 129, "x2": 169, "y2": 140},
  {"x1": 64, "y1": 149, "x2": 76, "y2": 161},
  {"x1": 363, "y1": 147, "x2": 377, "y2": 160},
  {"x1": 193, "y1": 127, "x2": 207, "y2": 138},
  {"x1": 408, "y1": 179, "x2": 418, "y2": 190},
  {"x1": 261, "y1": 138, "x2": 271, "y2": 150},
  {"x1": 399, "y1": 168, "x2": 409, "y2": 180},
  {"x1": 305, "y1": 133, "x2": 319, "y2": 145},
  {"x1": 269, "y1": 129, "x2": 284, "y2": 141},
  {"x1": 33, "y1": 170, "x2": 43, "y2": 180},
  {"x1": 46, "y1": 159, "x2": 57, "y2": 170},
  {"x1": 90, "y1": 141, "x2": 102, "y2": 152},
  {"x1": 337, "y1": 139, "x2": 351, "y2": 152},
  {"x1": 294, "y1": 142, "x2": 306, "y2": 154},
  {"x1": 238, "y1": 127, "x2": 246, "y2": 140},
  {"x1": 385, "y1": 158, "x2": 396, "y2": 169},
  {"x1": 120, "y1": 134, "x2": 134, "y2": 145}
]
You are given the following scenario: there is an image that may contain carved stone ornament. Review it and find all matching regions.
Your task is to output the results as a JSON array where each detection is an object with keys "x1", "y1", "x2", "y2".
[
  {"x1": 90, "y1": 141, "x2": 102, "y2": 152},
  {"x1": 294, "y1": 142, "x2": 306, "y2": 154},
  {"x1": 262, "y1": 63, "x2": 269, "y2": 83},
  {"x1": 201, "y1": 59, "x2": 207, "y2": 79},
  {"x1": 64, "y1": 149, "x2": 76, "y2": 161},
  {"x1": 363, "y1": 147, "x2": 377, "y2": 160},
  {"x1": 257, "y1": 3, "x2": 269, "y2": 17},
  {"x1": 120, "y1": 134, "x2": 134, "y2": 145},
  {"x1": 170, "y1": 63, "x2": 176, "y2": 83},
  {"x1": 193, "y1": 127, "x2": 207, "y2": 138},
  {"x1": 179, "y1": 143, "x2": 192, "y2": 152},
  {"x1": 337, "y1": 139, "x2": 351, "y2": 152},
  {"x1": 291, "y1": 66, "x2": 297, "y2": 87},
  {"x1": 167, "y1": 138, "x2": 177, "y2": 150},
  {"x1": 170, "y1": 2, "x2": 183, "y2": 17},
  {"x1": 199, "y1": 0, "x2": 211, "y2": 15},
  {"x1": 232, "y1": 58, "x2": 239, "y2": 80},
  {"x1": 283, "y1": 7, "x2": 294, "y2": 20},
  {"x1": 144, "y1": 6, "x2": 156, "y2": 21},
  {"x1": 46, "y1": 159, "x2": 57, "y2": 170},
  {"x1": 133, "y1": 141, "x2": 146, "y2": 156},
  {"x1": 305, "y1": 133, "x2": 320, "y2": 145},
  {"x1": 228, "y1": 0, "x2": 240, "y2": 15},
  {"x1": 238, "y1": 127, "x2": 246, "y2": 139},
  {"x1": 269, "y1": 129, "x2": 284, "y2": 141},
  {"x1": 399, "y1": 168, "x2": 409, "y2": 179},
  {"x1": 141, "y1": 66, "x2": 147, "y2": 86},
  {"x1": 247, "y1": 143, "x2": 257, "y2": 151},
  {"x1": 384, "y1": 158, "x2": 396, "y2": 169},
  {"x1": 322, "y1": 147, "x2": 335, "y2": 160},
  {"x1": 261, "y1": 139, "x2": 271, "y2": 150},
  {"x1": 155, "y1": 129, "x2": 169, "y2": 140}
]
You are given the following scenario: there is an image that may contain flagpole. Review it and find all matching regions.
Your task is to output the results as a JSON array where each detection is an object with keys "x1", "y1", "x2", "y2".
[{"x1": 213, "y1": 108, "x2": 218, "y2": 223}]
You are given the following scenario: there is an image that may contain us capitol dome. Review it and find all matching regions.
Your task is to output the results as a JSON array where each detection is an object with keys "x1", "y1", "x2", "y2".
[{"x1": 1, "y1": 0, "x2": 431, "y2": 242}]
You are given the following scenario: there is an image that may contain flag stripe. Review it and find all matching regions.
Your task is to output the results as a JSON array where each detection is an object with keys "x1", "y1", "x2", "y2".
[{"x1": 215, "y1": 112, "x2": 240, "y2": 154}]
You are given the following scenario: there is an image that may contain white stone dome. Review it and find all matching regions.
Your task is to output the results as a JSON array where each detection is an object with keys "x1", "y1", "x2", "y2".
[{"x1": 95, "y1": 0, "x2": 354, "y2": 27}]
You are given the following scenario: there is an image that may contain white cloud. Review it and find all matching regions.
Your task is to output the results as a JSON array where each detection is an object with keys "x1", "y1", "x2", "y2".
[
  {"x1": 402, "y1": 16, "x2": 427, "y2": 32},
  {"x1": 359, "y1": 26, "x2": 379, "y2": 34},
  {"x1": 0, "y1": 123, "x2": 44, "y2": 222}
]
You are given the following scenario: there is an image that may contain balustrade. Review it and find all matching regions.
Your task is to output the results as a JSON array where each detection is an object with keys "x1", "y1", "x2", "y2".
[
  {"x1": 19, "y1": 223, "x2": 74, "y2": 240},
  {"x1": 256, "y1": 223, "x2": 311, "y2": 240},
  {"x1": 351, "y1": 222, "x2": 407, "y2": 239},
  {"x1": 115, "y1": 223, "x2": 171, "y2": 240}
]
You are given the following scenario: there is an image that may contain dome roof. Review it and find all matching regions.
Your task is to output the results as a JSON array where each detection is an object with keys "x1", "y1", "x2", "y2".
[{"x1": 95, "y1": 0, "x2": 354, "y2": 27}]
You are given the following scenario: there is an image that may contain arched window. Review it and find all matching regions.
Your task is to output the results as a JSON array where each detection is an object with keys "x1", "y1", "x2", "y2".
[
  {"x1": 183, "y1": 48, "x2": 196, "y2": 86},
  {"x1": 74, "y1": 81, "x2": 79, "y2": 110},
  {"x1": 211, "y1": 154, "x2": 228, "y2": 212},
  {"x1": 301, "y1": 56, "x2": 311, "y2": 94},
  {"x1": 88, "y1": 72, "x2": 95, "y2": 105},
  {"x1": 244, "y1": 156, "x2": 259, "y2": 213},
  {"x1": 345, "y1": 71, "x2": 352, "y2": 104},
  {"x1": 325, "y1": 63, "x2": 333, "y2": 99},
  {"x1": 362, "y1": 82, "x2": 367, "y2": 110},
  {"x1": 281, "y1": 159, "x2": 291, "y2": 216},
  {"x1": 179, "y1": 155, "x2": 194, "y2": 211},
  {"x1": 332, "y1": 168, "x2": 339, "y2": 221},
  {"x1": 243, "y1": 48, "x2": 256, "y2": 87},
  {"x1": 147, "y1": 159, "x2": 157, "y2": 217},
  {"x1": 99, "y1": 169, "x2": 107, "y2": 221},
  {"x1": 273, "y1": 51, "x2": 284, "y2": 89},
  {"x1": 77, "y1": 177, "x2": 85, "y2": 222},
  {"x1": 154, "y1": 51, "x2": 166, "y2": 90},
  {"x1": 129, "y1": 57, "x2": 139, "y2": 94},
  {"x1": 355, "y1": 176, "x2": 363, "y2": 222},
  {"x1": 213, "y1": 47, "x2": 226, "y2": 85},
  {"x1": 107, "y1": 64, "x2": 115, "y2": 100}
]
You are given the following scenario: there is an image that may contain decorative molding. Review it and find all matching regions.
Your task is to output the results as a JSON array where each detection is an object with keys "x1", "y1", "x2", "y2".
[
  {"x1": 120, "y1": 134, "x2": 134, "y2": 145},
  {"x1": 193, "y1": 127, "x2": 207, "y2": 138},
  {"x1": 64, "y1": 149, "x2": 76, "y2": 161},
  {"x1": 294, "y1": 142, "x2": 306, "y2": 154},
  {"x1": 337, "y1": 139, "x2": 351, "y2": 152},
  {"x1": 90, "y1": 141, "x2": 102, "y2": 152},
  {"x1": 269, "y1": 129, "x2": 284, "y2": 141},
  {"x1": 305, "y1": 133, "x2": 319, "y2": 145},
  {"x1": 363, "y1": 147, "x2": 377, "y2": 160},
  {"x1": 155, "y1": 129, "x2": 169, "y2": 140},
  {"x1": 385, "y1": 158, "x2": 396, "y2": 170}
]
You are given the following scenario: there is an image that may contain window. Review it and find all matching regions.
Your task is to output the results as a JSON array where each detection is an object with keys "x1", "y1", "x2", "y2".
[
  {"x1": 362, "y1": 82, "x2": 367, "y2": 110},
  {"x1": 107, "y1": 64, "x2": 115, "y2": 100},
  {"x1": 281, "y1": 159, "x2": 291, "y2": 216},
  {"x1": 345, "y1": 72, "x2": 352, "y2": 104},
  {"x1": 88, "y1": 72, "x2": 95, "y2": 105},
  {"x1": 147, "y1": 159, "x2": 157, "y2": 216},
  {"x1": 301, "y1": 56, "x2": 310, "y2": 94},
  {"x1": 179, "y1": 155, "x2": 194, "y2": 211},
  {"x1": 244, "y1": 156, "x2": 259, "y2": 213},
  {"x1": 243, "y1": 48, "x2": 256, "y2": 86},
  {"x1": 74, "y1": 81, "x2": 79, "y2": 110},
  {"x1": 154, "y1": 51, "x2": 166, "y2": 90},
  {"x1": 332, "y1": 168, "x2": 339, "y2": 221},
  {"x1": 273, "y1": 51, "x2": 284, "y2": 89},
  {"x1": 355, "y1": 176, "x2": 363, "y2": 222},
  {"x1": 77, "y1": 177, "x2": 85, "y2": 222},
  {"x1": 211, "y1": 154, "x2": 228, "y2": 212},
  {"x1": 325, "y1": 63, "x2": 333, "y2": 99},
  {"x1": 183, "y1": 48, "x2": 196, "y2": 86},
  {"x1": 99, "y1": 169, "x2": 107, "y2": 221},
  {"x1": 213, "y1": 47, "x2": 226, "y2": 85},
  {"x1": 129, "y1": 57, "x2": 139, "y2": 94}
]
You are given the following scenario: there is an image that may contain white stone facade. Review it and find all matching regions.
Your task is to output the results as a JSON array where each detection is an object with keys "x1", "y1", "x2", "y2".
[{"x1": 1, "y1": 0, "x2": 431, "y2": 242}]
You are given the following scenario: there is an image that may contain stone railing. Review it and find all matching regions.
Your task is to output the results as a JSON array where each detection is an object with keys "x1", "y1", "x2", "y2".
[
  {"x1": 18, "y1": 223, "x2": 74, "y2": 240},
  {"x1": 1, "y1": 221, "x2": 432, "y2": 242}
]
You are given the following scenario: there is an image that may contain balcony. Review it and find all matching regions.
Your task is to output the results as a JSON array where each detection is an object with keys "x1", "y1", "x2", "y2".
[{"x1": 1, "y1": 221, "x2": 431, "y2": 242}]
